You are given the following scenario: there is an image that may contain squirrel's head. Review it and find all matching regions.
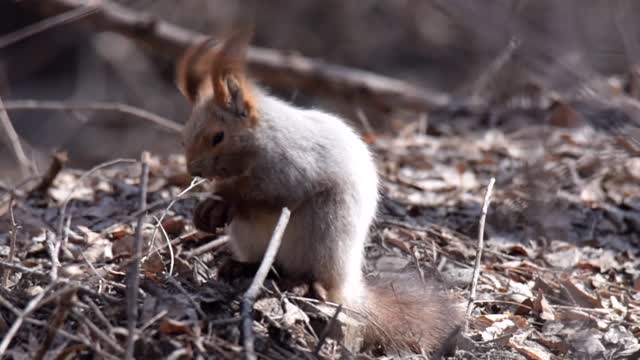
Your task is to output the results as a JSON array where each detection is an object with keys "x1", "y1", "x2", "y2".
[{"x1": 176, "y1": 29, "x2": 259, "y2": 180}]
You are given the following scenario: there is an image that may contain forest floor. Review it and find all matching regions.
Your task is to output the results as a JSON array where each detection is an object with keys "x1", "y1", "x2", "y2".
[{"x1": 0, "y1": 100, "x2": 639, "y2": 359}]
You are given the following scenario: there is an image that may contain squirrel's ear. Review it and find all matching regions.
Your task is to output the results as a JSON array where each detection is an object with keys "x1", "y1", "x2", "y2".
[
  {"x1": 176, "y1": 38, "x2": 216, "y2": 103},
  {"x1": 210, "y1": 28, "x2": 256, "y2": 120}
]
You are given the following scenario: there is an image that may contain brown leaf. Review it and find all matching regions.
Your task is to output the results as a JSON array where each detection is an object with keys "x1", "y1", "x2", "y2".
[
  {"x1": 532, "y1": 291, "x2": 555, "y2": 321},
  {"x1": 560, "y1": 278, "x2": 602, "y2": 308},
  {"x1": 509, "y1": 333, "x2": 553, "y2": 360},
  {"x1": 159, "y1": 319, "x2": 193, "y2": 335}
]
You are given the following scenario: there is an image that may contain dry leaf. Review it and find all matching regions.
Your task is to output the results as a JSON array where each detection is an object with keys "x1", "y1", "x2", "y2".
[
  {"x1": 509, "y1": 332, "x2": 553, "y2": 360},
  {"x1": 159, "y1": 319, "x2": 193, "y2": 335},
  {"x1": 532, "y1": 291, "x2": 555, "y2": 321}
]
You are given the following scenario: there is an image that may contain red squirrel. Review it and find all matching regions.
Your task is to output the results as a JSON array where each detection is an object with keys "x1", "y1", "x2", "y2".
[{"x1": 175, "y1": 30, "x2": 463, "y2": 355}]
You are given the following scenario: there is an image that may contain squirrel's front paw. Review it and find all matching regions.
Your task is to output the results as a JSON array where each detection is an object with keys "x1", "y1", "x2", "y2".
[{"x1": 192, "y1": 198, "x2": 232, "y2": 233}]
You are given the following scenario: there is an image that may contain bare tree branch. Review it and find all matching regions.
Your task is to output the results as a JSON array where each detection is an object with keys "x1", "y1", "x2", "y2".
[
  {"x1": 2, "y1": 100, "x2": 183, "y2": 134},
  {"x1": 21, "y1": 0, "x2": 473, "y2": 113},
  {"x1": 0, "y1": 96, "x2": 32, "y2": 178}
]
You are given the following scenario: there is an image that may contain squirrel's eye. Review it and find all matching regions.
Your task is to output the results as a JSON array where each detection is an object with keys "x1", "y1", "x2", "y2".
[{"x1": 210, "y1": 132, "x2": 224, "y2": 147}]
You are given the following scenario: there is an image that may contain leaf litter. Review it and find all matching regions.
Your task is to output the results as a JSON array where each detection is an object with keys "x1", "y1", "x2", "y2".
[{"x1": 0, "y1": 95, "x2": 639, "y2": 359}]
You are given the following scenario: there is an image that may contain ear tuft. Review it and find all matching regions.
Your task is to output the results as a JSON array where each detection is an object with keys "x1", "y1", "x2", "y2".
[
  {"x1": 176, "y1": 37, "x2": 217, "y2": 103},
  {"x1": 210, "y1": 28, "x2": 256, "y2": 121}
]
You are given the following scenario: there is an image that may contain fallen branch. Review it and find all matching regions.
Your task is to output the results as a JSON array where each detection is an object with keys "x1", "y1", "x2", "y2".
[
  {"x1": 125, "y1": 151, "x2": 150, "y2": 360},
  {"x1": 0, "y1": 282, "x2": 56, "y2": 356},
  {"x1": 22, "y1": 0, "x2": 475, "y2": 113},
  {"x1": 465, "y1": 177, "x2": 495, "y2": 332},
  {"x1": 0, "y1": 95, "x2": 32, "y2": 178},
  {"x1": 2, "y1": 100, "x2": 183, "y2": 134},
  {"x1": 0, "y1": 195, "x2": 18, "y2": 288},
  {"x1": 0, "y1": 3, "x2": 98, "y2": 49},
  {"x1": 241, "y1": 207, "x2": 290, "y2": 360}
]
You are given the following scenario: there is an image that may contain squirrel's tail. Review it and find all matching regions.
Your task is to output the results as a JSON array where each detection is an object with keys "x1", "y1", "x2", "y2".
[{"x1": 343, "y1": 274, "x2": 464, "y2": 356}]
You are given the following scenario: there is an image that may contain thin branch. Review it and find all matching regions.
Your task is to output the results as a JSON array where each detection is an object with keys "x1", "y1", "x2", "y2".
[
  {"x1": 1, "y1": 195, "x2": 18, "y2": 288},
  {"x1": 33, "y1": 287, "x2": 76, "y2": 360},
  {"x1": 0, "y1": 282, "x2": 56, "y2": 356},
  {"x1": 22, "y1": 0, "x2": 476, "y2": 113},
  {"x1": 124, "y1": 151, "x2": 150, "y2": 360},
  {"x1": 145, "y1": 177, "x2": 206, "y2": 259},
  {"x1": 72, "y1": 308, "x2": 126, "y2": 355},
  {"x1": 313, "y1": 304, "x2": 343, "y2": 355},
  {"x1": 465, "y1": 177, "x2": 496, "y2": 333},
  {"x1": 242, "y1": 207, "x2": 290, "y2": 360},
  {"x1": 2, "y1": 100, "x2": 183, "y2": 134},
  {"x1": 183, "y1": 235, "x2": 229, "y2": 259},
  {"x1": 0, "y1": 95, "x2": 32, "y2": 178},
  {"x1": 152, "y1": 215, "x2": 174, "y2": 277},
  {"x1": 0, "y1": 3, "x2": 98, "y2": 49}
]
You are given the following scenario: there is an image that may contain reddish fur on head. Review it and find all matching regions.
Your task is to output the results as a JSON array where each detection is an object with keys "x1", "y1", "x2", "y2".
[
  {"x1": 175, "y1": 28, "x2": 260, "y2": 179},
  {"x1": 175, "y1": 28, "x2": 257, "y2": 124}
]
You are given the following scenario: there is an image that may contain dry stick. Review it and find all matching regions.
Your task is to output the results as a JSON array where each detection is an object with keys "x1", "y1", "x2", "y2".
[
  {"x1": 1, "y1": 195, "x2": 18, "y2": 288},
  {"x1": 0, "y1": 3, "x2": 98, "y2": 48},
  {"x1": 33, "y1": 287, "x2": 76, "y2": 360},
  {"x1": 0, "y1": 293, "x2": 118, "y2": 360},
  {"x1": 242, "y1": 207, "x2": 290, "y2": 360},
  {"x1": 2, "y1": 100, "x2": 183, "y2": 134},
  {"x1": 152, "y1": 215, "x2": 175, "y2": 276},
  {"x1": 72, "y1": 308, "x2": 126, "y2": 355},
  {"x1": 313, "y1": 304, "x2": 343, "y2": 355},
  {"x1": 0, "y1": 282, "x2": 56, "y2": 356},
  {"x1": 23, "y1": 0, "x2": 474, "y2": 113},
  {"x1": 0, "y1": 95, "x2": 32, "y2": 178},
  {"x1": 464, "y1": 177, "x2": 496, "y2": 333},
  {"x1": 145, "y1": 177, "x2": 206, "y2": 261},
  {"x1": 124, "y1": 152, "x2": 150, "y2": 360},
  {"x1": 183, "y1": 235, "x2": 229, "y2": 259}
]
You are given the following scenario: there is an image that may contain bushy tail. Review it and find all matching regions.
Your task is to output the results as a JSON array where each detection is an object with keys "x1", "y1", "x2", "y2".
[{"x1": 351, "y1": 275, "x2": 464, "y2": 357}]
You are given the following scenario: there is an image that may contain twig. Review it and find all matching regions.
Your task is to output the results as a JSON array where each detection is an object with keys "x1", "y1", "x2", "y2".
[
  {"x1": 57, "y1": 158, "x2": 137, "y2": 237},
  {"x1": 146, "y1": 177, "x2": 206, "y2": 259},
  {"x1": 81, "y1": 295, "x2": 113, "y2": 334},
  {"x1": 46, "y1": 230, "x2": 61, "y2": 281},
  {"x1": 0, "y1": 282, "x2": 56, "y2": 356},
  {"x1": 183, "y1": 235, "x2": 229, "y2": 258},
  {"x1": 30, "y1": 150, "x2": 68, "y2": 195},
  {"x1": 72, "y1": 308, "x2": 126, "y2": 354},
  {"x1": 0, "y1": 3, "x2": 98, "y2": 48},
  {"x1": 167, "y1": 277, "x2": 205, "y2": 318},
  {"x1": 1, "y1": 195, "x2": 18, "y2": 288},
  {"x1": 2, "y1": 100, "x2": 183, "y2": 134},
  {"x1": 0, "y1": 95, "x2": 32, "y2": 177},
  {"x1": 313, "y1": 304, "x2": 343, "y2": 355},
  {"x1": 465, "y1": 177, "x2": 495, "y2": 333},
  {"x1": 22, "y1": 0, "x2": 477, "y2": 113},
  {"x1": 33, "y1": 286, "x2": 76, "y2": 360},
  {"x1": 241, "y1": 207, "x2": 290, "y2": 360},
  {"x1": 125, "y1": 151, "x2": 150, "y2": 360},
  {"x1": 0, "y1": 292, "x2": 118, "y2": 360},
  {"x1": 152, "y1": 215, "x2": 174, "y2": 276}
]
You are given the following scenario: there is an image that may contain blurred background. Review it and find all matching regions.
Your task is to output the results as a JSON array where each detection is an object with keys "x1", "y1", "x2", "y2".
[{"x1": 1, "y1": 0, "x2": 639, "y2": 183}]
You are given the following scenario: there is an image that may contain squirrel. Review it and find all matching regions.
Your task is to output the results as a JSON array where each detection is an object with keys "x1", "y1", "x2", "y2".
[{"x1": 175, "y1": 30, "x2": 463, "y2": 355}]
